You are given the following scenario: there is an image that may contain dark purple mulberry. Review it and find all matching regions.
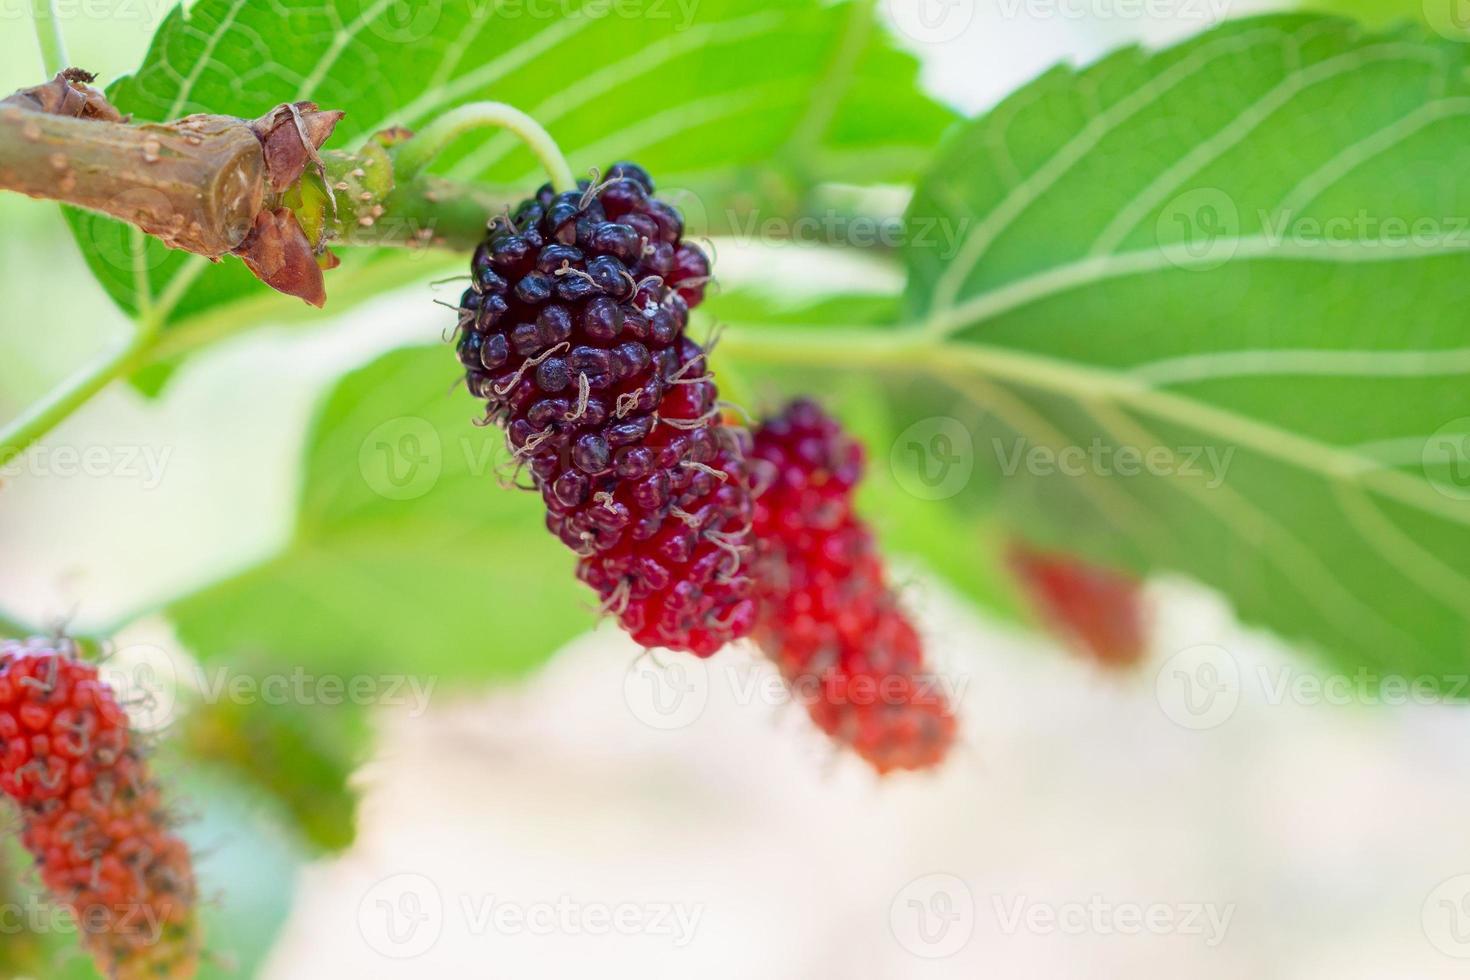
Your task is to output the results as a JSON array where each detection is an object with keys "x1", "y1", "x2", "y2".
[{"x1": 454, "y1": 163, "x2": 754, "y2": 655}]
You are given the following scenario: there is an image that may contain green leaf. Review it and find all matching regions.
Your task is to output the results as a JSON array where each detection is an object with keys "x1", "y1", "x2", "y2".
[
  {"x1": 0, "y1": 844, "x2": 47, "y2": 975},
  {"x1": 171, "y1": 766, "x2": 308, "y2": 980},
  {"x1": 68, "y1": 0, "x2": 953, "y2": 338},
  {"x1": 900, "y1": 15, "x2": 1470, "y2": 675},
  {"x1": 169, "y1": 344, "x2": 590, "y2": 682},
  {"x1": 0, "y1": 609, "x2": 31, "y2": 641},
  {"x1": 180, "y1": 682, "x2": 369, "y2": 853}
]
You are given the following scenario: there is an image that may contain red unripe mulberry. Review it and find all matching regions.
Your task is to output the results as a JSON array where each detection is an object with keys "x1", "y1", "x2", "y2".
[
  {"x1": 0, "y1": 638, "x2": 199, "y2": 979},
  {"x1": 750, "y1": 401, "x2": 956, "y2": 773}
]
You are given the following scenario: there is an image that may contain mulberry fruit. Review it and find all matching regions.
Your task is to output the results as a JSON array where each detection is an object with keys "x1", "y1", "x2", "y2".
[
  {"x1": 1008, "y1": 541, "x2": 1148, "y2": 667},
  {"x1": 750, "y1": 401, "x2": 956, "y2": 773},
  {"x1": 0, "y1": 637, "x2": 198, "y2": 979},
  {"x1": 454, "y1": 163, "x2": 753, "y2": 656}
]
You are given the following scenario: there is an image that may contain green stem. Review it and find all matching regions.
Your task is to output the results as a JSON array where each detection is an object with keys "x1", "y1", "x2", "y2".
[
  {"x1": 0, "y1": 323, "x2": 156, "y2": 462},
  {"x1": 713, "y1": 320, "x2": 932, "y2": 370},
  {"x1": 31, "y1": 0, "x2": 67, "y2": 76},
  {"x1": 392, "y1": 102, "x2": 575, "y2": 192}
]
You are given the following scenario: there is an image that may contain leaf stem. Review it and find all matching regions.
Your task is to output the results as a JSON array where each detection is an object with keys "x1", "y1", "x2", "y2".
[
  {"x1": 0, "y1": 321, "x2": 157, "y2": 462},
  {"x1": 713, "y1": 320, "x2": 933, "y2": 370},
  {"x1": 30, "y1": 0, "x2": 67, "y2": 76},
  {"x1": 392, "y1": 102, "x2": 575, "y2": 192}
]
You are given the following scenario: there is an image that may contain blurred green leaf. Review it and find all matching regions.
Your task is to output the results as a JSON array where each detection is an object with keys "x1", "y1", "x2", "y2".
[
  {"x1": 0, "y1": 610, "x2": 30, "y2": 642},
  {"x1": 167, "y1": 766, "x2": 308, "y2": 980},
  {"x1": 179, "y1": 680, "x2": 369, "y2": 854},
  {"x1": 899, "y1": 15, "x2": 1470, "y2": 675},
  {"x1": 169, "y1": 344, "x2": 590, "y2": 682},
  {"x1": 67, "y1": 0, "x2": 954, "y2": 340},
  {"x1": 0, "y1": 844, "x2": 47, "y2": 976}
]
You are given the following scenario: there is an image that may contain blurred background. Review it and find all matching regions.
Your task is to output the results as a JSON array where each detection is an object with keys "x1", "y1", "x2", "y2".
[{"x1": 5, "y1": 0, "x2": 1470, "y2": 977}]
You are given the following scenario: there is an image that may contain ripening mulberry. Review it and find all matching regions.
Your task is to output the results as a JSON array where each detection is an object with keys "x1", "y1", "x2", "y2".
[
  {"x1": 750, "y1": 401, "x2": 956, "y2": 773},
  {"x1": 454, "y1": 162, "x2": 754, "y2": 656},
  {"x1": 1008, "y1": 541, "x2": 1148, "y2": 668},
  {"x1": 0, "y1": 637, "x2": 199, "y2": 979}
]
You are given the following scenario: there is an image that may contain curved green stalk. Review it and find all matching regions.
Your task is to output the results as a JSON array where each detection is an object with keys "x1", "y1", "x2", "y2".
[
  {"x1": 31, "y1": 0, "x2": 67, "y2": 76},
  {"x1": 0, "y1": 321, "x2": 157, "y2": 463},
  {"x1": 393, "y1": 102, "x2": 575, "y2": 192}
]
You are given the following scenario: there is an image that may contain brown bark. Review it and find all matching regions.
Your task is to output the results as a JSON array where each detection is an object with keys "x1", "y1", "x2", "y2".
[{"x1": 0, "y1": 99, "x2": 266, "y2": 257}]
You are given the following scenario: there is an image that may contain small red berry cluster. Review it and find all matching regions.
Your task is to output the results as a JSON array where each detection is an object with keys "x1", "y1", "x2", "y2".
[
  {"x1": 0, "y1": 638, "x2": 198, "y2": 980},
  {"x1": 748, "y1": 401, "x2": 957, "y2": 773},
  {"x1": 457, "y1": 162, "x2": 754, "y2": 656}
]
